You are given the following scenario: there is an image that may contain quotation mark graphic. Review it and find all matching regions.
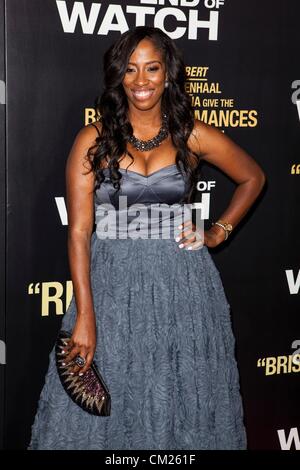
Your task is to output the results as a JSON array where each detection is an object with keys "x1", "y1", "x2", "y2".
[
  {"x1": 257, "y1": 358, "x2": 266, "y2": 367},
  {"x1": 28, "y1": 283, "x2": 40, "y2": 294}
]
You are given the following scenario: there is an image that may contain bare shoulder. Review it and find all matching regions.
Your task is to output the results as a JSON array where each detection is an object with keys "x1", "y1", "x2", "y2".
[
  {"x1": 187, "y1": 119, "x2": 266, "y2": 186},
  {"x1": 76, "y1": 120, "x2": 102, "y2": 142},
  {"x1": 66, "y1": 121, "x2": 102, "y2": 178},
  {"x1": 68, "y1": 121, "x2": 102, "y2": 161},
  {"x1": 86, "y1": 119, "x2": 102, "y2": 135},
  {"x1": 188, "y1": 119, "x2": 223, "y2": 157}
]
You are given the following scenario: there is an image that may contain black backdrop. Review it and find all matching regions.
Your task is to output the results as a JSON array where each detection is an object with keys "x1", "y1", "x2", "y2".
[
  {"x1": 1, "y1": 0, "x2": 300, "y2": 450},
  {"x1": 0, "y1": 0, "x2": 5, "y2": 451}
]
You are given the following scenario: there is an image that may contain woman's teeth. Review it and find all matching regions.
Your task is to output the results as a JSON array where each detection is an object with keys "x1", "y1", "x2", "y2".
[{"x1": 132, "y1": 90, "x2": 154, "y2": 100}]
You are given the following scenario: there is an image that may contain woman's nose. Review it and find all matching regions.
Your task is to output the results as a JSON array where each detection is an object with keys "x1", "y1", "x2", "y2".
[{"x1": 134, "y1": 70, "x2": 149, "y2": 86}]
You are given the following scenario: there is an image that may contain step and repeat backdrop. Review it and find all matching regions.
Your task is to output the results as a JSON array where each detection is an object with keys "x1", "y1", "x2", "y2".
[{"x1": 2, "y1": 0, "x2": 300, "y2": 449}]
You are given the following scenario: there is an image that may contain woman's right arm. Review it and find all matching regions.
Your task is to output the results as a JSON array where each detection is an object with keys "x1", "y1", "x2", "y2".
[{"x1": 63, "y1": 124, "x2": 99, "y2": 375}]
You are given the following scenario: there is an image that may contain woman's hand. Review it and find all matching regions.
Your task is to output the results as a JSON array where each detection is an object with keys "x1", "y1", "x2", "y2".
[
  {"x1": 175, "y1": 220, "x2": 226, "y2": 250},
  {"x1": 63, "y1": 313, "x2": 97, "y2": 375}
]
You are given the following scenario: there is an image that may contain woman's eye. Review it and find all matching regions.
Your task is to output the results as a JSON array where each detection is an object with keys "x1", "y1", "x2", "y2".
[{"x1": 125, "y1": 66, "x2": 159, "y2": 73}]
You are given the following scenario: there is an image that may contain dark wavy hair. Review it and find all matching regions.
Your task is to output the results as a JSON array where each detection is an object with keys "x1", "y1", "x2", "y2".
[{"x1": 86, "y1": 26, "x2": 201, "y2": 203}]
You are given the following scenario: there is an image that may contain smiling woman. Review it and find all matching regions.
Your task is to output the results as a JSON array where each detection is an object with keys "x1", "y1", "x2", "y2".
[
  {"x1": 123, "y1": 43, "x2": 166, "y2": 107},
  {"x1": 28, "y1": 26, "x2": 265, "y2": 450}
]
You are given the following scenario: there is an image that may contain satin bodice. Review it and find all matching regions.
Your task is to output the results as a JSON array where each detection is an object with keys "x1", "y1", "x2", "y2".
[
  {"x1": 94, "y1": 162, "x2": 191, "y2": 206},
  {"x1": 94, "y1": 162, "x2": 192, "y2": 239}
]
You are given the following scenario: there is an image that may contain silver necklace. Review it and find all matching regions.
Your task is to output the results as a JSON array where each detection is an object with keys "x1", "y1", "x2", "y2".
[{"x1": 128, "y1": 113, "x2": 169, "y2": 152}]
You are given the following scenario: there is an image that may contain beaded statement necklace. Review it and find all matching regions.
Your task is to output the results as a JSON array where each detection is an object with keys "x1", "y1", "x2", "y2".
[{"x1": 128, "y1": 113, "x2": 169, "y2": 152}]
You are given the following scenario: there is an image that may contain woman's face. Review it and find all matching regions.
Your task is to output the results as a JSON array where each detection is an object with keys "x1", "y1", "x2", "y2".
[{"x1": 122, "y1": 38, "x2": 167, "y2": 112}]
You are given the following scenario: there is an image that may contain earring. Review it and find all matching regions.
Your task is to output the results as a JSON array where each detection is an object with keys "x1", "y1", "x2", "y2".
[{"x1": 164, "y1": 81, "x2": 169, "y2": 88}]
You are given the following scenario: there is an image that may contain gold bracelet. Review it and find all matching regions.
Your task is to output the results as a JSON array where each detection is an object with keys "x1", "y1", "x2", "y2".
[{"x1": 211, "y1": 220, "x2": 233, "y2": 240}]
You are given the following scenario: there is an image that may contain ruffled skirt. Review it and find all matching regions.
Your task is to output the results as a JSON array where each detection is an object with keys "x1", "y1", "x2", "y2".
[{"x1": 28, "y1": 233, "x2": 247, "y2": 450}]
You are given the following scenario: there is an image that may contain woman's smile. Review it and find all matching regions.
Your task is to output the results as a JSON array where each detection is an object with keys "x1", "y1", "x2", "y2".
[
  {"x1": 131, "y1": 88, "x2": 155, "y2": 101},
  {"x1": 122, "y1": 38, "x2": 166, "y2": 111}
]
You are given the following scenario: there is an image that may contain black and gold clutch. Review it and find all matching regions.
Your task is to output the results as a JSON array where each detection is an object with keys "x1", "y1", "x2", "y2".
[{"x1": 55, "y1": 329, "x2": 111, "y2": 416}]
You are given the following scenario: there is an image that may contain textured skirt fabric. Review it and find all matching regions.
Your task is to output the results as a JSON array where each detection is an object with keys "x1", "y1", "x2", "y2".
[{"x1": 28, "y1": 232, "x2": 247, "y2": 450}]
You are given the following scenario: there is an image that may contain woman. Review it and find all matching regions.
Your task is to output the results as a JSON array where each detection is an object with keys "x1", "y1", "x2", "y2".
[{"x1": 28, "y1": 26, "x2": 265, "y2": 450}]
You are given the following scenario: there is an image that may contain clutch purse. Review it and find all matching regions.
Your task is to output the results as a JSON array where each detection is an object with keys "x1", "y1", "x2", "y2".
[{"x1": 55, "y1": 329, "x2": 111, "y2": 416}]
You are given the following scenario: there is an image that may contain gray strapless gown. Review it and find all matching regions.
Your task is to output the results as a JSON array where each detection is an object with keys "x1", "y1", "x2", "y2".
[{"x1": 28, "y1": 163, "x2": 247, "y2": 450}]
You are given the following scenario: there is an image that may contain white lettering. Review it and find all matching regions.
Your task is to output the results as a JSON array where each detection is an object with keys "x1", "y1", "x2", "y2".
[
  {"x1": 192, "y1": 193, "x2": 210, "y2": 219},
  {"x1": 98, "y1": 5, "x2": 128, "y2": 35},
  {"x1": 277, "y1": 427, "x2": 300, "y2": 450},
  {"x1": 0, "y1": 340, "x2": 5, "y2": 365},
  {"x1": 285, "y1": 269, "x2": 300, "y2": 295},
  {"x1": 55, "y1": 1, "x2": 221, "y2": 41},
  {"x1": 55, "y1": 197, "x2": 68, "y2": 225},
  {"x1": 188, "y1": 9, "x2": 219, "y2": 40},
  {"x1": 126, "y1": 6, "x2": 155, "y2": 26},
  {"x1": 56, "y1": 0, "x2": 101, "y2": 34},
  {"x1": 154, "y1": 7, "x2": 186, "y2": 39}
]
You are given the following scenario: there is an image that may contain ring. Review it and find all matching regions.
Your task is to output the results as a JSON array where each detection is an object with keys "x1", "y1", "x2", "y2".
[{"x1": 74, "y1": 355, "x2": 86, "y2": 368}]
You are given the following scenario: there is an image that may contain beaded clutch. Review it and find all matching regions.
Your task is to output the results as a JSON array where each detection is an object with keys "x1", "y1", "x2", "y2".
[{"x1": 55, "y1": 329, "x2": 111, "y2": 416}]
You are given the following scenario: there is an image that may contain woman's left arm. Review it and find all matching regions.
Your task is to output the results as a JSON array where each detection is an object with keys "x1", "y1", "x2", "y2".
[{"x1": 178, "y1": 120, "x2": 266, "y2": 249}]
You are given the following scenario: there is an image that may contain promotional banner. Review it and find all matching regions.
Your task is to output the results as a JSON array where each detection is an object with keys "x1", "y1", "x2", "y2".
[{"x1": 2, "y1": 0, "x2": 300, "y2": 450}]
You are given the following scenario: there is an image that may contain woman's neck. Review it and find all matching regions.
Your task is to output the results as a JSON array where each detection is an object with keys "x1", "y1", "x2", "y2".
[{"x1": 127, "y1": 104, "x2": 163, "y2": 131}]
